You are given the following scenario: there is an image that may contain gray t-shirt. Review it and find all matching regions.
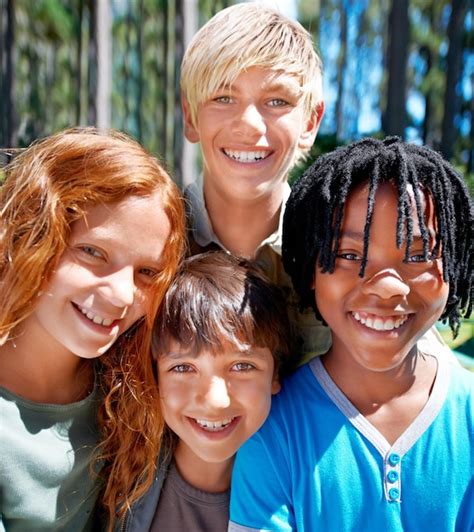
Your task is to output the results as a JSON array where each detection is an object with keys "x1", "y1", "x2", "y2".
[
  {"x1": 151, "y1": 462, "x2": 230, "y2": 532},
  {"x1": 0, "y1": 385, "x2": 100, "y2": 531}
]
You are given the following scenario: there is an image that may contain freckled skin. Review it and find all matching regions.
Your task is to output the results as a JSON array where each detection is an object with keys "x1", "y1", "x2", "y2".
[{"x1": 23, "y1": 193, "x2": 171, "y2": 360}]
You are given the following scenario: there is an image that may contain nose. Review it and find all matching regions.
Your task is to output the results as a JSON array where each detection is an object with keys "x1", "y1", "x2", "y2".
[
  {"x1": 233, "y1": 104, "x2": 266, "y2": 137},
  {"x1": 100, "y1": 266, "x2": 136, "y2": 308},
  {"x1": 361, "y1": 269, "x2": 410, "y2": 299},
  {"x1": 202, "y1": 376, "x2": 231, "y2": 409}
]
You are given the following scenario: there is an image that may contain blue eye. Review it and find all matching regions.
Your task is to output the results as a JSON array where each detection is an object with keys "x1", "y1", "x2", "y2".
[
  {"x1": 171, "y1": 364, "x2": 193, "y2": 373},
  {"x1": 232, "y1": 362, "x2": 255, "y2": 372},
  {"x1": 268, "y1": 98, "x2": 289, "y2": 107},
  {"x1": 79, "y1": 245, "x2": 103, "y2": 258},
  {"x1": 214, "y1": 95, "x2": 232, "y2": 104}
]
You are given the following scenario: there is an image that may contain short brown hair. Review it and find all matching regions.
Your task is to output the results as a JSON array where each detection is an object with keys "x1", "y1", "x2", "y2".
[{"x1": 152, "y1": 251, "x2": 291, "y2": 374}]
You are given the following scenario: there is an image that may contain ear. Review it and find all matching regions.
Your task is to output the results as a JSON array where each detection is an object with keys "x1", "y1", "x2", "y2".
[
  {"x1": 271, "y1": 378, "x2": 281, "y2": 395},
  {"x1": 298, "y1": 101, "x2": 325, "y2": 151},
  {"x1": 181, "y1": 95, "x2": 200, "y2": 143}
]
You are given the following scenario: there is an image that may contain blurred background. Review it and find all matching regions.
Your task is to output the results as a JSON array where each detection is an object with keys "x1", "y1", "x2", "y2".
[{"x1": 0, "y1": 0, "x2": 472, "y2": 361}]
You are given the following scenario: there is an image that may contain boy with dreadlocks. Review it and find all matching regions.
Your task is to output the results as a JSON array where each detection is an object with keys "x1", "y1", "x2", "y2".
[{"x1": 229, "y1": 137, "x2": 473, "y2": 531}]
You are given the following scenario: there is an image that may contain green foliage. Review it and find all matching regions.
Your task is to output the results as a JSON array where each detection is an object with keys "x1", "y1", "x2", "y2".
[
  {"x1": 2, "y1": 0, "x2": 472, "y2": 185},
  {"x1": 289, "y1": 133, "x2": 341, "y2": 186}
]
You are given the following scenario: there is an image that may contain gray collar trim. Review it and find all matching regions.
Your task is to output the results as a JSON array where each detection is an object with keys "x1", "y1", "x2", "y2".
[{"x1": 310, "y1": 353, "x2": 450, "y2": 458}]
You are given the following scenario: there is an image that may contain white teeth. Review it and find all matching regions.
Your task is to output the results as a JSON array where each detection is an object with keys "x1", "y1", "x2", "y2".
[
  {"x1": 383, "y1": 319, "x2": 395, "y2": 330},
  {"x1": 195, "y1": 418, "x2": 234, "y2": 431},
  {"x1": 224, "y1": 149, "x2": 270, "y2": 163},
  {"x1": 79, "y1": 306, "x2": 115, "y2": 327},
  {"x1": 352, "y1": 312, "x2": 408, "y2": 331}
]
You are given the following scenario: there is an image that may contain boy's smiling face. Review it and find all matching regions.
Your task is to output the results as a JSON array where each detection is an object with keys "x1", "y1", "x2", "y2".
[
  {"x1": 183, "y1": 67, "x2": 322, "y2": 202},
  {"x1": 157, "y1": 341, "x2": 280, "y2": 468},
  {"x1": 314, "y1": 181, "x2": 449, "y2": 373}
]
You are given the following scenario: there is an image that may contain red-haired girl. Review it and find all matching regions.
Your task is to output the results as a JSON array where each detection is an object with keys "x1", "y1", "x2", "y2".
[{"x1": 0, "y1": 128, "x2": 185, "y2": 531}]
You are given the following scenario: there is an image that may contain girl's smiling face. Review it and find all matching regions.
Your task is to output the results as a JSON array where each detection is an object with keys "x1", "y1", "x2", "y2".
[
  {"x1": 22, "y1": 192, "x2": 171, "y2": 360},
  {"x1": 314, "y1": 181, "x2": 449, "y2": 373}
]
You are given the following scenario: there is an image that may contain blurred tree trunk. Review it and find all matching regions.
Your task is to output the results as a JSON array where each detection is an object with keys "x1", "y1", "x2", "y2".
[
  {"x1": 335, "y1": 1, "x2": 347, "y2": 140},
  {"x1": 382, "y1": 0, "x2": 409, "y2": 137},
  {"x1": 75, "y1": 0, "x2": 84, "y2": 124},
  {"x1": 96, "y1": 0, "x2": 111, "y2": 129},
  {"x1": 123, "y1": 1, "x2": 133, "y2": 125},
  {"x1": 179, "y1": 0, "x2": 198, "y2": 188},
  {"x1": 419, "y1": 44, "x2": 432, "y2": 144},
  {"x1": 87, "y1": 0, "x2": 97, "y2": 124},
  {"x1": 468, "y1": 73, "x2": 474, "y2": 174},
  {"x1": 440, "y1": 0, "x2": 467, "y2": 160},
  {"x1": 136, "y1": 0, "x2": 144, "y2": 141},
  {"x1": 2, "y1": 0, "x2": 17, "y2": 146},
  {"x1": 0, "y1": 1, "x2": 4, "y2": 145}
]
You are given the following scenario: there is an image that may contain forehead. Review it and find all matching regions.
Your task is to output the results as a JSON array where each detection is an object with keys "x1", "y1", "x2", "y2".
[
  {"x1": 217, "y1": 67, "x2": 303, "y2": 95},
  {"x1": 70, "y1": 192, "x2": 170, "y2": 261},
  {"x1": 159, "y1": 339, "x2": 271, "y2": 360},
  {"x1": 73, "y1": 192, "x2": 162, "y2": 228},
  {"x1": 342, "y1": 181, "x2": 437, "y2": 238}
]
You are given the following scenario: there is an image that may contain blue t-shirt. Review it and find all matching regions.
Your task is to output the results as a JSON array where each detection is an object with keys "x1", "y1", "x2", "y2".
[{"x1": 229, "y1": 354, "x2": 474, "y2": 531}]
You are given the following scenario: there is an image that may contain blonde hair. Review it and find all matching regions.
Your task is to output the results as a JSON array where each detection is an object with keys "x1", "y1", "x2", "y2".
[
  {"x1": 0, "y1": 127, "x2": 186, "y2": 525},
  {"x1": 181, "y1": 2, "x2": 323, "y2": 128}
]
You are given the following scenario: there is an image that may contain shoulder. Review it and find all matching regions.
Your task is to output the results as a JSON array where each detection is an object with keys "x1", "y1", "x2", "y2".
[
  {"x1": 447, "y1": 363, "x2": 474, "y2": 401},
  {"x1": 250, "y1": 361, "x2": 326, "y2": 445}
]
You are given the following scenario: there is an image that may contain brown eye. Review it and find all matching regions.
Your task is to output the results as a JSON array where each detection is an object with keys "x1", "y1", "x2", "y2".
[{"x1": 337, "y1": 252, "x2": 362, "y2": 261}]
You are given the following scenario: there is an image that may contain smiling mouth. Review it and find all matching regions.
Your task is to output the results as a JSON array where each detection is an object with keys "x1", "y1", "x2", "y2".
[
  {"x1": 222, "y1": 149, "x2": 271, "y2": 163},
  {"x1": 73, "y1": 303, "x2": 116, "y2": 327},
  {"x1": 192, "y1": 417, "x2": 236, "y2": 432},
  {"x1": 351, "y1": 311, "x2": 409, "y2": 331}
]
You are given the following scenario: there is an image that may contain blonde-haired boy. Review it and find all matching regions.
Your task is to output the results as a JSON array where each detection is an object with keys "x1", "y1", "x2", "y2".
[{"x1": 181, "y1": 2, "x2": 329, "y2": 362}]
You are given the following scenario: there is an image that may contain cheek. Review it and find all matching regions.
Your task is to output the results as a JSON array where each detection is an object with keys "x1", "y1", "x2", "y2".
[
  {"x1": 314, "y1": 271, "x2": 350, "y2": 310},
  {"x1": 159, "y1": 381, "x2": 187, "y2": 417},
  {"x1": 124, "y1": 289, "x2": 149, "y2": 324},
  {"x1": 410, "y1": 266, "x2": 449, "y2": 309},
  {"x1": 239, "y1": 379, "x2": 273, "y2": 417}
]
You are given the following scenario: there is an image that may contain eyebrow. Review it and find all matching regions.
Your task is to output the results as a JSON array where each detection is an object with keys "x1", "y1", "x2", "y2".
[
  {"x1": 217, "y1": 81, "x2": 302, "y2": 98},
  {"x1": 340, "y1": 232, "x2": 429, "y2": 244}
]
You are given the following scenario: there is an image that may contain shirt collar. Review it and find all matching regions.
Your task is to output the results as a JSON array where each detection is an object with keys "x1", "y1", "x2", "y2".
[{"x1": 184, "y1": 176, "x2": 291, "y2": 256}]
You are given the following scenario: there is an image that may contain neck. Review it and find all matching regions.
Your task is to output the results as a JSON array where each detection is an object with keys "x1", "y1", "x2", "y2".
[
  {"x1": 203, "y1": 181, "x2": 285, "y2": 258},
  {"x1": 323, "y1": 344, "x2": 434, "y2": 407},
  {"x1": 0, "y1": 326, "x2": 93, "y2": 404},
  {"x1": 322, "y1": 344, "x2": 438, "y2": 444},
  {"x1": 174, "y1": 441, "x2": 233, "y2": 493}
]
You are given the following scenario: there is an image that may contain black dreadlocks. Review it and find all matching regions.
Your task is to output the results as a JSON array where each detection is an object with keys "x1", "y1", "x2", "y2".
[{"x1": 282, "y1": 136, "x2": 473, "y2": 337}]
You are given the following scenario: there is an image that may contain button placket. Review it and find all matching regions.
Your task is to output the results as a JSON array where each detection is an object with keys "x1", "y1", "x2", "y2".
[{"x1": 384, "y1": 452, "x2": 402, "y2": 502}]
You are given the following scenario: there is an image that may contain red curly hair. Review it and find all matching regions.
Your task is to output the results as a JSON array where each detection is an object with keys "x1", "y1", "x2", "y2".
[{"x1": 0, "y1": 127, "x2": 186, "y2": 526}]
